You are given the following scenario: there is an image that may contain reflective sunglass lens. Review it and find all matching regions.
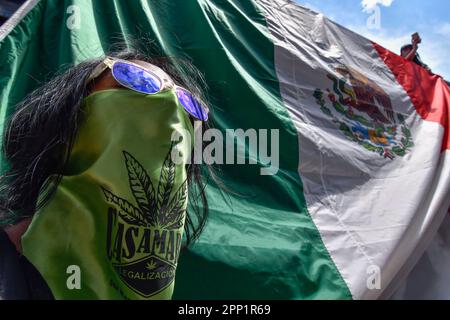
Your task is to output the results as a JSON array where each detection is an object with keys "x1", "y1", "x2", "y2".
[
  {"x1": 112, "y1": 62, "x2": 162, "y2": 94},
  {"x1": 176, "y1": 88, "x2": 209, "y2": 121}
]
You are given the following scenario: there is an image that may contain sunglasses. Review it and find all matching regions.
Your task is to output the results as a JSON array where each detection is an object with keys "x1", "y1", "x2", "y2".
[{"x1": 87, "y1": 57, "x2": 209, "y2": 121}]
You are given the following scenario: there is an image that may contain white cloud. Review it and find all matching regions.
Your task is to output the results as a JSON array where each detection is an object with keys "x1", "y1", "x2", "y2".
[
  {"x1": 361, "y1": 0, "x2": 394, "y2": 12},
  {"x1": 356, "y1": 29, "x2": 408, "y2": 54},
  {"x1": 435, "y1": 23, "x2": 450, "y2": 37}
]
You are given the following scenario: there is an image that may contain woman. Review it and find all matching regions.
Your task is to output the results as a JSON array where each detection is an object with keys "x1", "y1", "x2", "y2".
[{"x1": 0, "y1": 49, "x2": 211, "y2": 299}]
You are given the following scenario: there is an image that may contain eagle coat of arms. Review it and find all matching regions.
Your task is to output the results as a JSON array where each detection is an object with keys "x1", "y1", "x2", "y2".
[{"x1": 313, "y1": 65, "x2": 413, "y2": 159}]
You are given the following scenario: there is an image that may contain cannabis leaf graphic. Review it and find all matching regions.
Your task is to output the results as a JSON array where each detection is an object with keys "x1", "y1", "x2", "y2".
[
  {"x1": 146, "y1": 260, "x2": 157, "y2": 271},
  {"x1": 163, "y1": 180, "x2": 188, "y2": 230},
  {"x1": 101, "y1": 146, "x2": 187, "y2": 229},
  {"x1": 123, "y1": 151, "x2": 157, "y2": 226},
  {"x1": 101, "y1": 188, "x2": 147, "y2": 226},
  {"x1": 157, "y1": 149, "x2": 175, "y2": 216}
]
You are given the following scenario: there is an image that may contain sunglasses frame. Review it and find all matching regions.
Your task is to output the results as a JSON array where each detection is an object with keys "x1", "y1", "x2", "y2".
[{"x1": 87, "y1": 57, "x2": 209, "y2": 120}]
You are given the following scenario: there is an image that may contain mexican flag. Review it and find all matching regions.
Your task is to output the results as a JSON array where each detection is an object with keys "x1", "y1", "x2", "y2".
[{"x1": 1, "y1": 0, "x2": 449, "y2": 300}]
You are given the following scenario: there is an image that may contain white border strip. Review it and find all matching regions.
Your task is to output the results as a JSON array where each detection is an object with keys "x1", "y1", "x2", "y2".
[{"x1": 0, "y1": 0, "x2": 40, "y2": 42}]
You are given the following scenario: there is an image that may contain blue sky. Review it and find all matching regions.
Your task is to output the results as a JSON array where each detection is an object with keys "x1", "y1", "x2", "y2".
[{"x1": 297, "y1": 0, "x2": 450, "y2": 79}]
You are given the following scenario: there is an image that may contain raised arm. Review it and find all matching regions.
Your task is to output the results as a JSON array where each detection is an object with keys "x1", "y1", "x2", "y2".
[{"x1": 402, "y1": 43, "x2": 418, "y2": 61}]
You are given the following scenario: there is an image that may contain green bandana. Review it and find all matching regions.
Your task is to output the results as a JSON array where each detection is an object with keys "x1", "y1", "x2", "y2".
[{"x1": 22, "y1": 88, "x2": 194, "y2": 300}]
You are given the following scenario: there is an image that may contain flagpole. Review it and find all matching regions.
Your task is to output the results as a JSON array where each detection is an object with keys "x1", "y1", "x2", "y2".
[{"x1": 0, "y1": 0, "x2": 40, "y2": 42}]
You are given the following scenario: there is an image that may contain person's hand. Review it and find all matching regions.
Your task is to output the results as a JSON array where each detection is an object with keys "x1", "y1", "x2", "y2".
[
  {"x1": 4, "y1": 217, "x2": 32, "y2": 253},
  {"x1": 412, "y1": 33, "x2": 422, "y2": 46}
]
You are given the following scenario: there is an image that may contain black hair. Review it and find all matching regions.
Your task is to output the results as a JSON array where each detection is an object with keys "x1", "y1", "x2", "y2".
[{"x1": 0, "y1": 47, "x2": 213, "y2": 246}]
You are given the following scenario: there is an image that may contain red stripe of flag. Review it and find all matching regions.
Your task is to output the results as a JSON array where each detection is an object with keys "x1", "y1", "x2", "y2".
[{"x1": 373, "y1": 43, "x2": 450, "y2": 152}]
